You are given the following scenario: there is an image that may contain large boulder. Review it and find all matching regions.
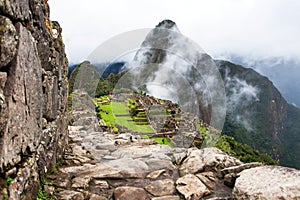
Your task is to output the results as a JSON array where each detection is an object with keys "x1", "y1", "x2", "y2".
[
  {"x1": 179, "y1": 147, "x2": 242, "y2": 176},
  {"x1": 145, "y1": 179, "x2": 175, "y2": 196},
  {"x1": 176, "y1": 174, "x2": 210, "y2": 199},
  {"x1": 232, "y1": 166, "x2": 300, "y2": 199},
  {"x1": 114, "y1": 186, "x2": 147, "y2": 200}
]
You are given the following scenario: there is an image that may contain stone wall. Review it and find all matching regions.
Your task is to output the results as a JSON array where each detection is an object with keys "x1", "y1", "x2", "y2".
[{"x1": 0, "y1": 0, "x2": 68, "y2": 198}]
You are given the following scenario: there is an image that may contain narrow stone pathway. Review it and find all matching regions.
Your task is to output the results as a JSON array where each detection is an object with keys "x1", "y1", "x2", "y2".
[{"x1": 45, "y1": 103, "x2": 244, "y2": 200}]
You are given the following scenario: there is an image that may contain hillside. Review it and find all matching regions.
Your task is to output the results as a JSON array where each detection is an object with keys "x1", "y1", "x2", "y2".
[{"x1": 216, "y1": 60, "x2": 300, "y2": 168}]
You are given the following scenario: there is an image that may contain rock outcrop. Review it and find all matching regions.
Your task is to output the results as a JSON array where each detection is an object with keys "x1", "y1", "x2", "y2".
[
  {"x1": 232, "y1": 166, "x2": 300, "y2": 199},
  {"x1": 0, "y1": 0, "x2": 68, "y2": 198}
]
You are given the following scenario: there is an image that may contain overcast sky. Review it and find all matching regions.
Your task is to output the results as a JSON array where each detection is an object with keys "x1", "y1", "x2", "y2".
[{"x1": 49, "y1": 0, "x2": 300, "y2": 64}]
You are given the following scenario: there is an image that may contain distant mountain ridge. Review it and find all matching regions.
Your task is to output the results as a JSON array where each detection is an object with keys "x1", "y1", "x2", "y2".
[{"x1": 68, "y1": 61, "x2": 127, "y2": 79}]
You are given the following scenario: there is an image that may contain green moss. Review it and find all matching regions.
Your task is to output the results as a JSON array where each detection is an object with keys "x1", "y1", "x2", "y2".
[
  {"x1": 113, "y1": 126, "x2": 119, "y2": 133},
  {"x1": 36, "y1": 188, "x2": 53, "y2": 200},
  {"x1": 5, "y1": 177, "x2": 13, "y2": 185},
  {"x1": 142, "y1": 135, "x2": 150, "y2": 139},
  {"x1": 151, "y1": 137, "x2": 173, "y2": 147}
]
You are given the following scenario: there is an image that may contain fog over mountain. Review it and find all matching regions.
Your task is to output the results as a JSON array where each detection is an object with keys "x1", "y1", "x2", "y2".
[{"x1": 219, "y1": 55, "x2": 300, "y2": 107}]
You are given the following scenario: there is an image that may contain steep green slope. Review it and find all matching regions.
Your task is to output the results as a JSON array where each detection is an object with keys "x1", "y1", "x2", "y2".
[
  {"x1": 280, "y1": 105, "x2": 300, "y2": 167},
  {"x1": 216, "y1": 60, "x2": 300, "y2": 169},
  {"x1": 216, "y1": 135, "x2": 278, "y2": 165}
]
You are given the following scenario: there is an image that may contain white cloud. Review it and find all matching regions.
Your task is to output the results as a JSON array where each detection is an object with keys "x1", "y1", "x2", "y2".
[{"x1": 49, "y1": 0, "x2": 300, "y2": 63}]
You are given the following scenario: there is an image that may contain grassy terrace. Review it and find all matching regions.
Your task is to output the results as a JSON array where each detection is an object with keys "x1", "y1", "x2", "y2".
[{"x1": 95, "y1": 96, "x2": 154, "y2": 133}]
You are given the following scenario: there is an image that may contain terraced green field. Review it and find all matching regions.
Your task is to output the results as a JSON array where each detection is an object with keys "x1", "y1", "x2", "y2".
[{"x1": 95, "y1": 96, "x2": 154, "y2": 133}]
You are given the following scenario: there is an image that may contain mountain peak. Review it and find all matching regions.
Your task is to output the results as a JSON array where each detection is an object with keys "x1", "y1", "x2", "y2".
[{"x1": 156, "y1": 19, "x2": 178, "y2": 30}]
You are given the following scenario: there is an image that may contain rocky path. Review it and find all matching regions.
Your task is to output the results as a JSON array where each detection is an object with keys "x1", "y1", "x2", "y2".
[{"x1": 46, "y1": 106, "x2": 300, "y2": 200}]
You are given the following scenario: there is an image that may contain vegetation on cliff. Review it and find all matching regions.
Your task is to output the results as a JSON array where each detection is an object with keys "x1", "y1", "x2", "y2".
[{"x1": 216, "y1": 135, "x2": 278, "y2": 165}]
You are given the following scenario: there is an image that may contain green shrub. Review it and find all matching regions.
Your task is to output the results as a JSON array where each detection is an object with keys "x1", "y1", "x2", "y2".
[
  {"x1": 216, "y1": 135, "x2": 278, "y2": 165},
  {"x1": 6, "y1": 177, "x2": 13, "y2": 185},
  {"x1": 36, "y1": 188, "x2": 53, "y2": 200}
]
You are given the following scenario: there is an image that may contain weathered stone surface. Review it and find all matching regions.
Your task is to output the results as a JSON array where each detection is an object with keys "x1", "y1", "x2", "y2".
[
  {"x1": 232, "y1": 166, "x2": 300, "y2": 199},
  {"x1": 197, "y1": 171, "x2": 216, "y2": 182},
  {"x1": 0, "y1": 22, "x2": 43, "y2": 170},
  {"x1": 111, "y1": 145, "x2": 172, "y2": 159},
  {"x1": 196, "y1": 173, "x2": 216, "y2": 190},
  {"x1": 151, "y1": 196, "x2": 180, "y2": 200},
  {"x1": 146, "y1": 169, "x2": 167, "y2": 179},
  {"x1": 179, "y1": 147, "x2": 242, "y2": 176},
  {"x1": 176, "y1": 174, "x2": 210, "y2": 199},
  {"x1": 72, "y1": 176, "x2": 91, "y2": 188},
  {"x1": 44, "y1": 185, "x2": 55, "y2": 195},
  {"x1": 100, "y1": 158, "x2": 149, "y2": 178},
  {"x1": 92, "y1": 179, "x2": 110, "y2": 189},
  {"x1": 55, "y1": 190, "x2": 84, "y2": 200},
  {"x1": 49, "y1": 171, "x2": 71, "y2": 188},
  {"x1": 0, "y1": 0, "x2": 68, "y2": 198},
  {"x1": 0, "y1": 72, "x2": 6, "y2": 89},
  {"x1": 221, "y1": 162, "x2": 263, "y2": 188},
  {"x1": 0, "y1": 0, "x2": 30, "y2": 21},
  {"x1": 114, "y1": 186, "x2": 147, "y2": 200},
  {"x1": 145, "y1": 158, "x2": 175, "y2": 171},
  {"x1": 61, "y1": 158, "x2": 149, "y2": 180},
  {"x1": 89, "y1": 194, "x2": 107, "y2": 200},
  {"x1": 221, "y1": 162, "x2": 263, "y2": 176},
  {"x1": 172, "y1": 149, "x2": 189, "y2": 165},
  {"x1": 223, "y1": 173, "x2": 237, "y2": 188},
  {"x1": 0, "y1": 16, "x2": 17, "y2": 68},
  {"x1": 145, "y1": 179, "x2": 175, "y2": 196}
]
